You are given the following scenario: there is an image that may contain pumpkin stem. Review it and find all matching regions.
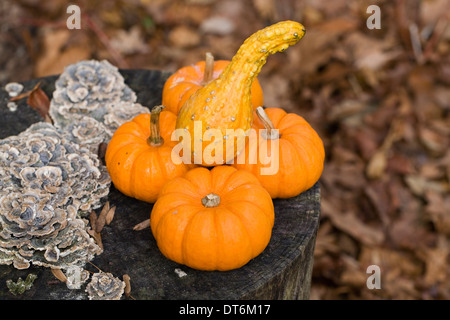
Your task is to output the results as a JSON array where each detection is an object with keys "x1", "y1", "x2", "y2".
[
  {"x1": 202, "y1": 52, "x2": 214, "y2": 85},
  {"x1": 256, "y1": 107, "x2": 279, "y2": 140},
  {"x1": 147, "y1": 105, "x2": 165, "y2": 147},
  {"x1": 201, "y1": 193, "x2": 221, "y2": 208}
]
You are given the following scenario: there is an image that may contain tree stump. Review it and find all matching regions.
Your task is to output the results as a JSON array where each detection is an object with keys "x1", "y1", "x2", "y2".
[{"x1": 0, "y1": 70, "x2": 320, "y2": 300}]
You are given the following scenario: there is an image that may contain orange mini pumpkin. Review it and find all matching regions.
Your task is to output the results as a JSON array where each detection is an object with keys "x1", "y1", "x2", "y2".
[
  {"x1": 105, "y1": 105, "x2": 191, "y2": 203},
  {"x1": 150, "y1": 165, "x2": 274, "y2": 271},
  {"x1": 233, "y1": 107, "x2": 325, "y2": 199},
  {"x1": 162, "y1": 52, "x2": 264, "y2": 115}
]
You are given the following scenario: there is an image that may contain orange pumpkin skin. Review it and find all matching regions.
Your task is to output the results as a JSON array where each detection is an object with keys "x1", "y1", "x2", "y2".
[
  {"x1": 150, "y1": 166, "x2": 274, "y2": 271},
  {"x1": 162, "y1": 60, "x2": 264, "y2": 115},
  {"x1": 233, "y1": 107, "x2": 325, "y2": 199},
  {"x1": 105, "y1": 110, "x2": 191, "y2": 203}
]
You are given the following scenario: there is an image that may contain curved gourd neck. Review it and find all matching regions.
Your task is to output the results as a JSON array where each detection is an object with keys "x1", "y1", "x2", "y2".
[{"x1": 214, "y1": 21, "x2": 306, "y2": 95}]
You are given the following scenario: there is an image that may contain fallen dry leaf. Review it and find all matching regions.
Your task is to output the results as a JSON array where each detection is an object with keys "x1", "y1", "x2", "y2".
[
  {"x1": 9, "y1": 81, "x2": 51, "y2": 122},
  {"x1": 98, "y1": 142, "x2": 108, "y2": 162},
  {"x1": 110, "y1": 26, "x2": 149, "y2": 55},
  {"x1": 95, "y1": 201, "x2": 110, "y2": 233},
  {"x1": 417, "y1": 236, "x2": 450, "y2": 286},
  {"x1": 105, "y1": 206, "x2": 116, "y2": 225},
  {"x1": 366, "y1": 150, "x2": 387, "y2": 180},
  {"x1": 51, "y1": 268, "x2": 67, "y2": 283},
  {"x1": 89, "y1": 210, "x2": 98, "y2": 230},
  {"x1": 321, "y1": 199, "x2": 385, "y2": 246},
  {"x1": 34, "y1": 29, "x2": 91, "y2": 77},
  {"x1": 27, "y1": 85, "x2": 50, "y2": 122},
  {"x1": 314, "y1": 220, "x2": 340, "y2": 256},
  {"x1": 169, "y1": 25, "x2": 201, "y2": 49},
  {"x1": 338, "y1": 255, "x2": 367, "y2": 288},
  {"x1": 359, "y1": 246, "x2": 423, "y2": 278},
  {"x1": 404, "y1": 175, "x2": 449, "y2": 197},
  {"x1": 3, "y1": 0, "x2": 449, "y2": 300},
  {"x1": 424, "y1": 190, "x2": 450, "y2": 235},
  {"x1": 133, "y1": 219, "x2": 150, "y2": 231},
  {"x1": 87, "y1": 229, "x2": 103, "y2": 250},
  {"x1": 418, "y1": 126, "x2": 448, "y2": 156},
  {"x1": 123, "y1": 274, "x2": 131, "y2": 298},
  {"x1": 252, "y1": 0, "x2": 275, "y2": 20}
]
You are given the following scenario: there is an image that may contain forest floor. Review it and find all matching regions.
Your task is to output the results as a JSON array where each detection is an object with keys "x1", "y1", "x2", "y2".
[{"x1": 0, "y1": 0, "x2": 449, "y2": 299}]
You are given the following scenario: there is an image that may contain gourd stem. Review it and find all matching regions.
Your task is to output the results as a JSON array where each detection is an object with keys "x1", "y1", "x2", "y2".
[
  {"x1": 202, "y1": 52, "x2": 214, "y2": 85},
  {"x1": 148, "y1": 105, "x2": 165, "y2": 147},
  {"x1": 201, "y1": 193, "x2": 221, "y2": 208},
  {"x1": 256, "y1": 107, "x2": 279, "y2": 140}
]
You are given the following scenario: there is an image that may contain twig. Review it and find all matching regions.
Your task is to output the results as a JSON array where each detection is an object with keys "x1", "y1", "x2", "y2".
[
  {"x1": 18, "y1": 17, "x2": 67, "y2": 29},
  {"x1": 87, "y1": 261, "x2": 103, "y2": 272},
  {"x1": 83, "y1": 13, "x2": 129, "y2": 68},
  {"x1": 9, "y1": 81, "x2": 41, "y2": 102},
  {"x1": 409, "y1": 23, "x2": 423, "y2": 64},
  {"x1": 422, "y1": 14, "x2": 449, "y2": 62}
]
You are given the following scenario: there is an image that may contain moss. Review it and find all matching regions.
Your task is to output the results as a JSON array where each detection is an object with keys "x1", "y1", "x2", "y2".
[{"x1": 6, "y1": 273, "x2": 37, "y2": 295}]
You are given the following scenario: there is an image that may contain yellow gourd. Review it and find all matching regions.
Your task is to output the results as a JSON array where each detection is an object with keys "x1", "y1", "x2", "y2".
[{"x1": 175, "y1": 21, "x2": 306, "y2": 166}]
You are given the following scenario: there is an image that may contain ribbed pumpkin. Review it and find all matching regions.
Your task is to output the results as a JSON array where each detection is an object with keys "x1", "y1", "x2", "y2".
[
  {"x1": 175, "y1": 21, "x2": 306, "y2": 166},
  {"x1": 150, "y1": 166, "x2": 274, "y2": 271},
  {"x1": 105, "y1": 105, "x2": 191, "y2": 203},
  {"x1": 162, "y1": 53, "x2": 264, "y2": 115},
  {"x1": 233, "y1": 107, "x2": 325, "y2": 199}
]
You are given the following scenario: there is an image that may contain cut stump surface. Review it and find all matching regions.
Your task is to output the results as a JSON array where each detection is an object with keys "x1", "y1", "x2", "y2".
[{"x1": 0, "y1": 70, "x2": 320, "y2": 300}]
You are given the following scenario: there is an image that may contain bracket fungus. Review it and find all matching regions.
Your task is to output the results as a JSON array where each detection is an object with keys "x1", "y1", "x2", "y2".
[
  {"x1": 1, "y1": 59, "x2": 160, "y2": 296},
  {"x1": 49, "y1": 60, "x2": 149, "y2": 147},
  {"x1": 0, "y1": 122, "x2": 107, "y2": 270},
  {"x1": 4, "y1": 82, "x2": 24, "y2": 97},
  {"x1": 65, "y1": 265, "x2": 90, "y2": 290},
  {"x1": 85, "y1": 271, "x2": 125, "y2": 300},
  {"x1": 61, "y1": 116, "x2": 109, "y2": 155}
]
